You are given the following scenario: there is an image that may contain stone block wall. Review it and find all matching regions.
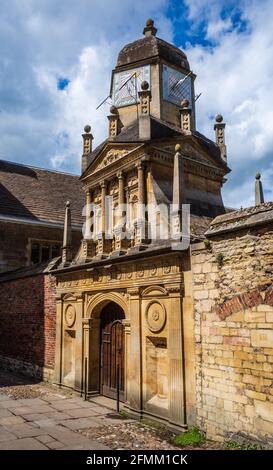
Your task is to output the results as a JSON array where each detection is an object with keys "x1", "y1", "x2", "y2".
[
  {"x1": 191, "y1": 229, "x2": 273, "y2": 444},
  {"x1": 0, "y1": 273, "x2": 56, "y2": 380}
]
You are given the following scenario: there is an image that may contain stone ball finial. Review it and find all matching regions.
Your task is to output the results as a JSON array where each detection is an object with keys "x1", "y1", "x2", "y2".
[
  {"x1": 84, "y1": 124, "x2": 91, "y2": 133},
  {"x1": 66, "y1": 201, "x2": 70, "y2": 208},
  {"x1": 110, "y1": 105, "x2": 118, "y2": 115},
  {"x1": 175, "y1": 143, "x2": 181, "y2": 153},
  {"x1": 141, "y1": 80, "x2": 149, "y2": 91},
  {"x1": 256, "y1": 172, "x2": 261, "y2": 180},
  {"x1": 146, "y1": 18, "x2": 154, "y2": 27},
  {"x1": 181, "y1": 99, "x2": 189, "y2": 108},
  {"x1": 215, "y1": 114, "x2": 223, "y2": 123}
]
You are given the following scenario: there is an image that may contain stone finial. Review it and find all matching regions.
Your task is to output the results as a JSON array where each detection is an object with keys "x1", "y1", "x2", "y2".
[
  {"x1": 143, "y1": 18, "x2": 157, "y2": 37},
  {"x1": 255, "y1": 172, "x2": 264, "y2": 205},
  {"x1": 82, "y1": 125, "x2": 94, "y2": 174},
  {"x1": 138, "y1": 81, "x2": 151, "y2": 140},
  {"x1": 108, "y1": 105, "x2": 120, "y2": 139},
  {"x1": 180, "y1": 100, "x2": 191, "y2": 134},
  {"x1": 62, "y1": 201, "x2": 72, "y2": 265},
  {"x1": 214, "y1": 114, "x2": 227, "y2": 163}
]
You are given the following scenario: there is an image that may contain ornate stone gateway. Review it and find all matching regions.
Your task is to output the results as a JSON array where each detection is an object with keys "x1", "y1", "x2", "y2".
[{"x1": 100, "y1": 302, "x2": 125, "y2": 401}]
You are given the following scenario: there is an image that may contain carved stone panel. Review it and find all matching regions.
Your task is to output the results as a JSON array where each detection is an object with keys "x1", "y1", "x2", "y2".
[
  {"x1": 64, "y1": 304, "x2": 76, "y2": 328},
  {"x1": 146, "y1": 301, "x2": 166, "y2": 333}
]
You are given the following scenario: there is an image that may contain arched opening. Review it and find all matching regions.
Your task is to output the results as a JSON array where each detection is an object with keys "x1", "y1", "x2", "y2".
[{"x1": 100, "y1": 301, "x2": 125, "y2": 401}]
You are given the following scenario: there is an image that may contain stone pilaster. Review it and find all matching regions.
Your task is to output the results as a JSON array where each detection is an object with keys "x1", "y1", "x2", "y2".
[
  {"x1": 171, "y1": 144, "x2": 184, "y2": 240},
  {"x1": 126, "y1": 288, "x2": 142, "y2": 413},
  {"x1": 54, "y1": 295, "x2": 63, "y2": 385},
  {"x1": 180, "y1": 99, "x2": 191, "y2": 134},
  {"x1": 138, "y1": 81, "x2": 151, "y2": 140},
  {"x1": 83, "y1": 317, "x2": 101, "y2": 396},
  {"x1": 166, "y1": 284, "x2": 186, "y2": 429},
  {"x1": 122, "y1": 319, "x2": 131, "y2": 405},
  {"x1": 108, "y1": 106, "x2": 120, "y2": 138}
]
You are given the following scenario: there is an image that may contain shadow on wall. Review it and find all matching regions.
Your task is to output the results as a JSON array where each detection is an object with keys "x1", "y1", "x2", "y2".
[{"x1": 0, "y1": 272, "x2": 56, "y2": 384}]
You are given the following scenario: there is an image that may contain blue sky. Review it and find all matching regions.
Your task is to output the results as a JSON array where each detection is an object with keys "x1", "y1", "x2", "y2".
[{"x1": 0, "y1": 0, "x2": 273, "y2": 208}]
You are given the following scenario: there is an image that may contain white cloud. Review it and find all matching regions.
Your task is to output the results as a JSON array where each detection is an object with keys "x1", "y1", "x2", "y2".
[
  {"x1": 183, "y1": 0, "x2": 273, "y2": 207},
  {"x1": 0, "y1": 0, "x2": 171, "y2": 173}
]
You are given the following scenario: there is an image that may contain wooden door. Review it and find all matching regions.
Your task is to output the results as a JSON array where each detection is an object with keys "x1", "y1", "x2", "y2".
[{"x1": 100, "y1": 303, "x2": 125, "y2": 401}]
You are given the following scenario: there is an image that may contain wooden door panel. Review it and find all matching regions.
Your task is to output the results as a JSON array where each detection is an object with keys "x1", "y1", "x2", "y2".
[{"x1": 100, "y1": 303, "x2": 125, "y2": 401}]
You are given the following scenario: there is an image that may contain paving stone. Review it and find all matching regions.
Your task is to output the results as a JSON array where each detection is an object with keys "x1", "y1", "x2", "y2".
[
  {"x1": 0, "y1": 416, "x2": 25, "y2": 426},
  {"x1": 66, "y1": 408, "x2": 100, "y2": 418},
  {"x1": 7, "y1": 406, "x2": 34, "y2": 415},
  {"x1": 0, "y1": 408, "x2": 13, "y2": 418},
  {"x1": 59, "y1": 418, "x2": 102, "y2": 430},
  {"x1": 19, "y1": 398, "x2": 47, "y2": 406},
  {"x1": 0, "y1": 394, "x2": 9, "y2": 401},
  {"x1": 43, "y1": 411, "x2": 71, "y2": 421},
  {"x1": 0, "y1": 427, "x2": 18, "y2": 442},
  {"x1": 46, "y1": 440, "x2": 65, "y2": 449},
  {"x1": 0, "y1": 437, "x2": 48, "y2": 450},
  {"x1": 89, "y1": 405, "x2": 112, "y2": 415},
  {"x1": 59, "y1": 441, "x2": 109, "y2": 450},
  {"x1": 50, "y1": 401, "x2": 85, "y2": 411},
  {"x1": 0, "y1": 400, "x2": 24, "y2": 409},
  {"x1": 25, "y1": 405, "x2": 55, "y2": 413},
  {"x1": 36, "y1": 434, "x2": 56, "y2": 444},
  {"x1": 3, "y1": 423, "x2": 47, "y2": 438},
  {"x1": 32, "y1": 418, "x2": 57, "y2": 428}
]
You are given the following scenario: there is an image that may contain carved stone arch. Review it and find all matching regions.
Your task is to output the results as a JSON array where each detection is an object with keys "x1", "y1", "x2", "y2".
[
  {"x1": 86, "y1": 292, "x2": 129, "y2": 319},
  {"x1": 141, "y1": 285, "x2": 168, "y2": 297}
]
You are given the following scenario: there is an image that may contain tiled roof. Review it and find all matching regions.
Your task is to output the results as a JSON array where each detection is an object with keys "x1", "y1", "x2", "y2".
[{"x1": 0, "y1": 160, "x2": 85, "y2": 226}]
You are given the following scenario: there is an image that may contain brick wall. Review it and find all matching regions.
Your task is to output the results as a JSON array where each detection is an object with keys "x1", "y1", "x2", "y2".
[
  {"x1": 191, "y1": 231, "x2": 273, "y2": 445},
  {"x1": 0, "y1": 273, "x2": 56, "y2": 378}
]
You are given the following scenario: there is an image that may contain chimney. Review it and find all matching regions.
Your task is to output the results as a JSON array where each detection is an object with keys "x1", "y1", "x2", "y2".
[
  {"x1": 180, "y1": 99, "x2": 191, "y2": 134},
  {"x1": 138, "y1": 80, "x2": 151, "y2": 140},
  {"x1": 108, "y1": 105, "x2": 120, "y2": 139},
  {"x1": 143, "y1": 18, "x2": 157, "y2": 37},
  {"x1": 255, "y1": 172, "x2": 264, "y2": 205},
  {"x1": 214, "y1": 114, "x2": 227, "y2": 163},
  {"x1": 82, "y1": 124, "x2": 93, "y2": 174},
  {"x1": 62, "y1": 201, "x2": 72, "y2": 265}
]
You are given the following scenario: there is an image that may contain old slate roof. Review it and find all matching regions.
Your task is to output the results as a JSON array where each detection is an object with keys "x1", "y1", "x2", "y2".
[
  {"x1": 206, "y1": 202, "x2": 273, "y2": 236},
  {"x1": 0, "y1": 160, "x2": 85, "y2": 226},
  {"x1": 116, "y1": 35, "x2": 190, "y2": 71}
]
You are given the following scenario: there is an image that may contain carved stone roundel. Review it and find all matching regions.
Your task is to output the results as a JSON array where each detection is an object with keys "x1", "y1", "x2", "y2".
[
  {"x1": 146, "y1": 301, "x2": 166, "y2": 333},
  {"x1": 65, "y1": 304, "x2": 76, "y2": 328}
]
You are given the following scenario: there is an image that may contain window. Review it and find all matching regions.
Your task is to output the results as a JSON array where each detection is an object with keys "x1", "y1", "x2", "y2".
[{"x1": 29, "y1": 240, "x2": 62, "y2": 265}]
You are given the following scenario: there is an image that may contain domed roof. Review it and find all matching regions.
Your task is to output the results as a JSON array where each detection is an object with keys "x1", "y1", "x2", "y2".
[{"x1": 116, "y1": 20, "x2": 190, "y2": 71}]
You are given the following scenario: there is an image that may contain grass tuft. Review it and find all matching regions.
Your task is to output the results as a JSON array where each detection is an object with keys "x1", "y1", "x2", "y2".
[{"x1": 173, "y1": 427, "x2": 205, "y2": 447}]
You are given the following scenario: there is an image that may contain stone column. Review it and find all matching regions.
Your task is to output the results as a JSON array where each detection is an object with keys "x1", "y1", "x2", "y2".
[
  {"x1": 166, "y1": 284, "x2": 186, "y2": 429},
  {"x1": 132, "y1": 161, "x2": 147, "y2": 248},
  {"x1": 61, "y1": 201, "x2": 72, "y2": 266},
  {"x1": 126, "y1": 288, "x2": 142, "y2": 414},
  {"x1": 101, "y1": 181, "x2": 106, "y2": 234},
  {"x1": 112, "y1": 171, "x2": 128, "y2": 255},
  {"x1": 96, "y1": 180, "x2": 110, "y2": 257}
]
